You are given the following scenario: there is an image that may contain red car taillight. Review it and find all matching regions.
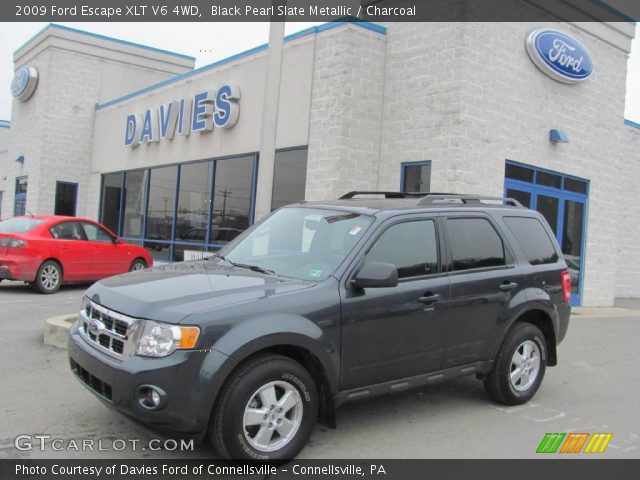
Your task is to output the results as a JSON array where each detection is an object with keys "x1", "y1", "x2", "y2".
[
  {"x1": 560, "y1": 270, "x2": 571, "y2": 303},
  {"x1": 0, "y1": 238, "x2": 27, "y2": 248}
]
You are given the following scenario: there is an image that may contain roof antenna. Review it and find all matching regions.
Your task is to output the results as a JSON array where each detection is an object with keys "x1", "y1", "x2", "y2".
[{"x1": 26, "y1": 209, "x2": 34, "y2": 217}]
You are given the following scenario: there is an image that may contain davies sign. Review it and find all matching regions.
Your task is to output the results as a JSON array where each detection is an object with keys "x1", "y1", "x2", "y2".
[
  {"x1": 125, "y1": 85, "x2": 240, "y2": 148},
  {"x1": 525, "y1": 29, "x2": 593, "y2": 84}
]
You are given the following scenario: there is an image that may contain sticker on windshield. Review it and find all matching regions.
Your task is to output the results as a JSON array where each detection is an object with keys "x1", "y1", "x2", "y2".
[
  {"x1": 309, "y1": 269, "x2": 323, "y2": 279},
  {"x1": 348, "y1": 226, "x2": 362, "y2": 236}
]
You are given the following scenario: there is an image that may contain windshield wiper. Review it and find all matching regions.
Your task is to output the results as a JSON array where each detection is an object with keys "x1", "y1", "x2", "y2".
[
  {"x1": 230, "y1": 262, "x2": 277, "y2": 276},
  {"x1": 214, "y1": 255, "x2": 277, "y2": 276}
]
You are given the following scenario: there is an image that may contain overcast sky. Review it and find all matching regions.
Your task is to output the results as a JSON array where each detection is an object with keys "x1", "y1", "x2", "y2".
[{"x1": 0, "y1": 22, "x2": 638, "y2": 122}]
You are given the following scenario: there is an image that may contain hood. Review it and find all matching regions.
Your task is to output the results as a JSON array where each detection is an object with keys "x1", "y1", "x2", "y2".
[{"x1": 85, "y1": 260, "x2": 314, "y2": 324}]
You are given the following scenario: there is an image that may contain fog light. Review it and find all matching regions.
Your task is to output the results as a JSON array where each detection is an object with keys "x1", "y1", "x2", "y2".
[{"x1": 135, "y1": 385, "x2": 167, "y2": 410}]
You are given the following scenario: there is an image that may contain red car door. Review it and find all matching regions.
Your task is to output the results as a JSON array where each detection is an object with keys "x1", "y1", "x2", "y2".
[
  {"x1": 48, "y1": 221, "x2": 94, "y2": 281},
  {"x1": 80, "y1": 221, "x2": 129, "y2": 277}
]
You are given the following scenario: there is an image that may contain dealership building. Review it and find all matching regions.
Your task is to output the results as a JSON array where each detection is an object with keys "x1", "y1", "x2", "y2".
[{"x1": 0, "y1": 17, "x2": 638, "y2": 306}]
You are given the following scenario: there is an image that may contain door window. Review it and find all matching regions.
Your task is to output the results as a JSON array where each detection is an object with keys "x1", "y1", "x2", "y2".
[
  {"x1": 365, "y1": 220, "x2": 438, "y2": 278},
  {"x1": 447, "y1": 218, "x2": 506, "y2": 271},
  {"x1": 50, "y1": 222, "x2": 84, "y2": 240},
  {"x1": 81, "y1": 223, "x2": 113, "y2": 243}
]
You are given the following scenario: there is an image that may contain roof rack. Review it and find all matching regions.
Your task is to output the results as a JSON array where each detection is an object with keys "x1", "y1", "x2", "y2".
[
  {"x1": 416, "y1": 194, "x2": 523, "y2": 207},
  {"x1": 340, "y1": 191, "x2": 453, "y2": 199},
  {"x1": 339, "y1": 191, "x2": 523, "y2": 207}
]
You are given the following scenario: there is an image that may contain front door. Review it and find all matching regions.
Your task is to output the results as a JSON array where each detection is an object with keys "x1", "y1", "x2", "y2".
[{"x1": 340, "y1": 217, "x2": 450, "y2": 390}]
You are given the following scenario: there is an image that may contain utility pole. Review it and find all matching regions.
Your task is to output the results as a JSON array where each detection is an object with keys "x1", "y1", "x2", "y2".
[{"x1": 254, "y1": 9, "x2": 285, "y2": 221}]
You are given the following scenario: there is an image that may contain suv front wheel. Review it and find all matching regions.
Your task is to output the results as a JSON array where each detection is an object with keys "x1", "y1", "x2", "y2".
[
  {"x1": 210, "y1": 354, "x2": 319, "y2": 462},
  {"x1": 484, "y1": 322, "x2": 547, "y2": 405}
]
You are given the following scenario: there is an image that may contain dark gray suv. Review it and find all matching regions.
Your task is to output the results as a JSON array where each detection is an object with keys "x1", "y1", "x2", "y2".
[{"x1": 68, "y1": 192, "x2": 571, "y2": 461}]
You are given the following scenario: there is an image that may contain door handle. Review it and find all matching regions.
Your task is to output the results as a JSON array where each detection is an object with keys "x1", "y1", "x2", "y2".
[
  {"x1": 499, "y1": 281, "x2": 518, "y2": 292},
  {"x1": 419, "y1": 293, "x2": 441, "y2": 304}
]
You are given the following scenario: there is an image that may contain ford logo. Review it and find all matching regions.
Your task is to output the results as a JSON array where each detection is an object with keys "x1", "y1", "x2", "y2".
[
  {"x1": 88, "y1": 318, "x2": 105, "y2": 337},
  {"x1": 525, "y1": 28, "x2": 593, "y2": 84},
  {"x1": 11, "y1": 65, "x2": 39, "y2": 101}
]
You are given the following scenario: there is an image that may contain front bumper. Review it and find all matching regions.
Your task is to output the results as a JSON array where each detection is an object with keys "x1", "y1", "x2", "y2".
[{"x1": 68, "y1": 324, "x2": 235, "y2": 440}]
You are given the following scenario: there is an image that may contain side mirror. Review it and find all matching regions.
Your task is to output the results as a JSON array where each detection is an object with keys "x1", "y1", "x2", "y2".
[
  {"x1": 113, "y1": 237, "x2": 121, "y2": 244},
  {"x1": 352, "y1": 262, "x2": 398, "y2": 289}
]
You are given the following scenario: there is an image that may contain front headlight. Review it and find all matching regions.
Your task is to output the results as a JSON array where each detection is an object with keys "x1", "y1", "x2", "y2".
[{"x1": 136, "y1": 321, "x2": 200, "y2": 358}]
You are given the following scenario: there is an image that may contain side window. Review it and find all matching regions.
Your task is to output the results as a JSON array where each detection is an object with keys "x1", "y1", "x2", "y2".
[
  {"x1": 503, "y1": 216, "x2": 559, "y2": 265},
  {"x1": 50, "y1": 222, "x2": 84, "y2": 240},
  {"x1": 365, "y1": 220, "x2": 438, "y2": 278},
  {"x1": 447, "y1": 218, "x2": 506, "y2": 271},
  {"x1": 82, "y1": 223, "x2": 113, "y2": 243}
]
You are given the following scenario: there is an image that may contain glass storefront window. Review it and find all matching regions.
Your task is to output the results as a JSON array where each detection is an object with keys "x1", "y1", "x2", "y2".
[
  {"x1": 211, "y1": 155, "x2": 254, "y2": 244},
  {"x1": 101, "y1": 173, "x2": 122, "y2": 234},
  {"x1": 146, "y1": 166, "x2": 178, "y2": 242},
  {"x1": 272, "y1": 148, "x2": 308, "y2": 210},
  {"x1": 122, "y1": 170, "x2": 146, "y2": 240},
  {"x1": 100, "y1": 153, "x2": 259, "y2": 262}
]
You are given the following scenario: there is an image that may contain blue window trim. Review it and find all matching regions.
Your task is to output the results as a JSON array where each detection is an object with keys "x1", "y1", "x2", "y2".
[
  {"x1": 504, "y1": 160, "x2": 589, "y2": 306},
  {"x1": 95, "y1": 20, "x2": 386, "y2": 111},
  {"x1": 400, "y1": 161, "x2": 432, "y2": 192},
  {"x1": 15, "y1": 23, "x2": 195, "y2": 60},
  {"x1": 624, "y1": 118, "x2": 640, "y2": 129},
  {"x1": 0, "y1": 120, "x2": 10, "y2": 129}
]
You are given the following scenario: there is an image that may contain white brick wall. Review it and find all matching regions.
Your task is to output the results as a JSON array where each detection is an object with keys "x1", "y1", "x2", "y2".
[
  {"x1": 615, "y1": 124, "x2": 640, "y2": 298},
  {"x1": 306, "y1": 25, "x2": 386, "y2": 200}
]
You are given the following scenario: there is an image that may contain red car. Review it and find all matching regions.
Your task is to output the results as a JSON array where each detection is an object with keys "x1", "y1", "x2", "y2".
[{"x1": 0, "y1": 215, "x2": 153, "y2": 294}]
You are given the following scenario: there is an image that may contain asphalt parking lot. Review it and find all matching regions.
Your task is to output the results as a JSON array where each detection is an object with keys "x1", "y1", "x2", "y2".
[{"x1": 0, "y1": 280, "x2": 638, "y2": 460}]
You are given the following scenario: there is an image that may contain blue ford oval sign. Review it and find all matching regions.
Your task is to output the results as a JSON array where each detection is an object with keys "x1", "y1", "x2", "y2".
[
  {"x1": 525, "y1": 29, "x2": 593, "y2": 84},
  {"x1": 11, "y1": 65, "x2": 38, "y2": 101}
]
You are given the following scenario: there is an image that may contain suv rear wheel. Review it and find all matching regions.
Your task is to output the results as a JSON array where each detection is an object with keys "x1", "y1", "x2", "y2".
[
  {"x1": 484, "y1": 322, "x2": 547, "y2": 405},
  {"x1": 210, "y1": 354, "x2": 318, "y2": 462}
]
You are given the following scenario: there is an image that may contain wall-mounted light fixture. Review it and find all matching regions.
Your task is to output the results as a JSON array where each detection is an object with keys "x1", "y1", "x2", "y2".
[
  {"x1": 549, "y1": 129, "x2": 569, "y2": 143},
  {"x1": 15, "y1": 155, "x2": 24, "y2": 164}
]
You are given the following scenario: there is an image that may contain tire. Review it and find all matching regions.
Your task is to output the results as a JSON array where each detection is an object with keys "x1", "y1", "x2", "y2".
[
  {"x1": 129, "y1": 259, "x2": 147, "y2": 271},
  {"x1": 210, "y1": 354, "x2": 319, "y2": 463},
  {"x1": 484, "y1": 322, "x2": 547, "y2": 405},
  {"x1": 33, "y1": 260, "x2": 62, "y2": 294}
]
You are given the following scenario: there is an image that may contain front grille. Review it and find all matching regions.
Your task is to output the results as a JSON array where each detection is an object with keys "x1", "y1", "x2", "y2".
[
  {"x1": 70, "y1": 359, "x2": 113, "y2": 401},
  {"x1": 79, "y1": 299, "x2": 138, "y2": 359}
]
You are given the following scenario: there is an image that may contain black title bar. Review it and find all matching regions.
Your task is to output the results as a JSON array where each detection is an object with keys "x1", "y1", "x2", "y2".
[{"x1": 2, "y1": 0, "x2": 639, "y2": 22}]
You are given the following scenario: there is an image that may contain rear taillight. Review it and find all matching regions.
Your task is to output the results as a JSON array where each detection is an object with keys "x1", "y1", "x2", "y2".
[
  {"x1": 560, "y1": 270, "x2": 571, "y2": 303},
  {"x1": 0, "y1": 238, "x2": 27, "y2": 248}
]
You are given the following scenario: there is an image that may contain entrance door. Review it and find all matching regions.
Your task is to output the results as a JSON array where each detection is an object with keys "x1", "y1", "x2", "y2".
[
  {"x1": 505, "y1": 181, "x2": 587, "y2": 306},
  {"x1": 14, "y1": 177, "x2": 27, "y2": 217}
]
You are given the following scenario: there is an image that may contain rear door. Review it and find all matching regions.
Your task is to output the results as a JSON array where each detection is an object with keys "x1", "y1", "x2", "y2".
[
  {"x1": 49, "y1": 221, "x2": 93, "y2": 280},
  {"x1": 441, "y1": 214, "x2": 524, "y2": 368},
  {"x1": 340, "y1": 216, "x2": 451, "y2": 390}
]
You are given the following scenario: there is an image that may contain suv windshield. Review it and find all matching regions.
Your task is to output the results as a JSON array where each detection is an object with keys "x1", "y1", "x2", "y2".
[
  {"x1": 220, "y1": 207, "x2": 373, "y2": 281},
  {"x1": 0, "y1": 217, "x2": 43, "y2": 233}
]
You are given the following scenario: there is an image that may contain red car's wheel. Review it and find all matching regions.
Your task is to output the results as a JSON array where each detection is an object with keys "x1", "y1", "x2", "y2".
[
  {"x1": 33, "y1": 260, "x2": 62, "y2": 294},
  {"x1": 129, "y1": 259, "x2": 147, "y2": 271}
]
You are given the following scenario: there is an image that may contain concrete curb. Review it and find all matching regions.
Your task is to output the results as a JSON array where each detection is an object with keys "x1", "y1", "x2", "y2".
[{"x1": 44, "y1": 314, "x2": 77, "y2": 349}]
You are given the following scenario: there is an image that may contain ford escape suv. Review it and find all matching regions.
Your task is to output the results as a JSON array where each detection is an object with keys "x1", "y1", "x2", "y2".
[{"x1": 68, "y1": 192, "x2": 571, "y2": 461}]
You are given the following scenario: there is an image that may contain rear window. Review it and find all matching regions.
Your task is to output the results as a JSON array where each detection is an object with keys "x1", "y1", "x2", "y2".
[
  {"x1": 503, "y1": 216, "x2": 559, "y2": 265},
  {"x1": 0, "y1": 218, "x2": 43, "y2": 233}
]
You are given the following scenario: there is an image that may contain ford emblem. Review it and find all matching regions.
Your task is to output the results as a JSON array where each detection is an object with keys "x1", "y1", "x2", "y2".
[
  {"x1": 88, "y1": 318, "x2": 105, "y2": 337},
  {"x1": 525, "y1": 28, "x2": 593, "y2": 84}
]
